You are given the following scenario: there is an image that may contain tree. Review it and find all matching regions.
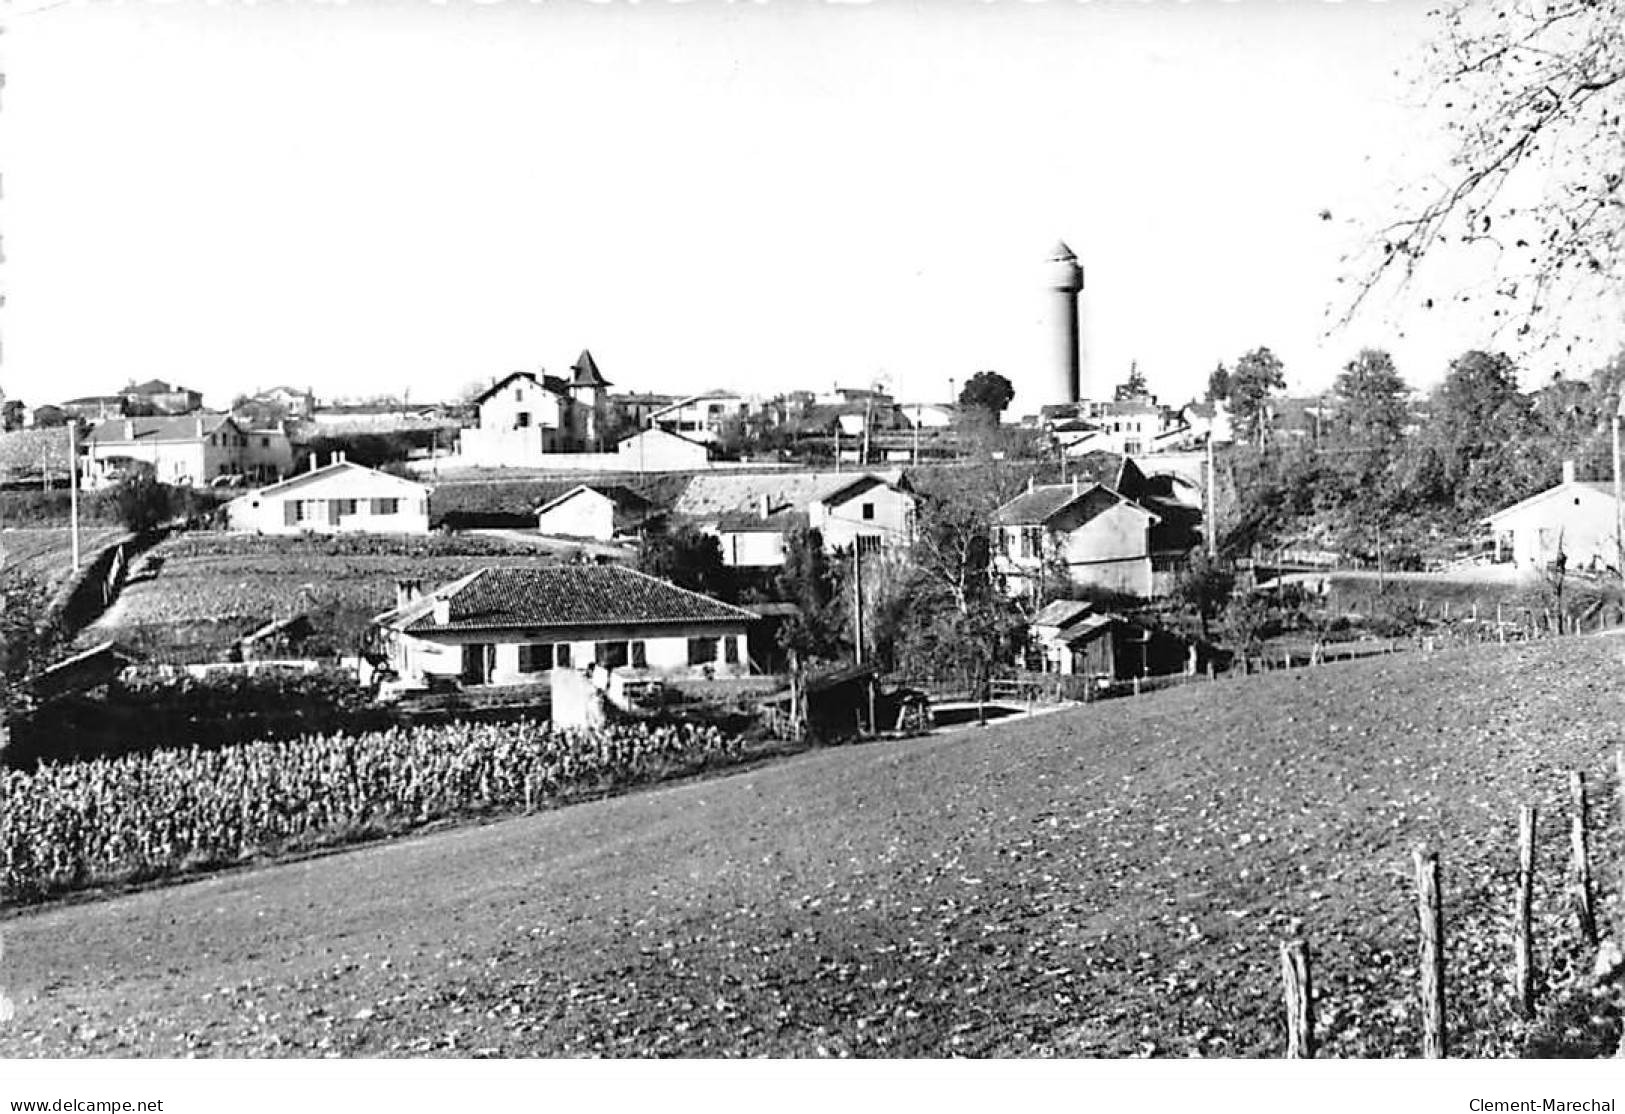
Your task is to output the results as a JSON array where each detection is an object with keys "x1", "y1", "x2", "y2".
[
  {"x1": 1114, "y1": 361, "x2": 1150, "y2": 402},
  {"x1": 1333, "y1": 349, "x2": 1410, "y2": 449},
  {"x1": 1228, "y1": 347, "x2": 1286, "y2": 447},
  {"x1": 957, "y1": 371, "x2": 1016, "y2": 424},
  {"x1": 1350, "y1": 0, "x2": 1625, "y2": 352},
  {"x1": 1206, "y1": 363, "x2": 1231, "y2": 403},
  {"x1": 109, "y1": 471, "x2": 172, "y2": 533},
  {"x1": 775, "y1": 526, "x2": 846, "y2": 664},
  {"x1": 0, "y1": 567, "x2": 68, "y2": 763},
  {"x1": 639, "y1": 526, "x2": 734, "y2": 602},
  {"x1": 1170, "y1": 551, "x2": 1236, "y2": 639}
]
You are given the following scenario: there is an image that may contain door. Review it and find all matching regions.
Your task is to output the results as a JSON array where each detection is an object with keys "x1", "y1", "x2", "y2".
[{"x1": 461, "y1": 643, "x2": 491, "y2": 685}]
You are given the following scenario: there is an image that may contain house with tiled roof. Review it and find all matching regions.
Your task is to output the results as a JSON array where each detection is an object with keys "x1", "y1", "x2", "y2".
[
  {"x1": 83, "y1": 413, "x2": 251, "y2": 488},
  {"x1": 674, "y1": 469, "x2": 915, "y2": 567},
  {"x1": 1483, "y1": 460, "x2": 1619, "y2": 575},
  {"x1": 371, "y1": 564, "x2": 758, "y2": 687},
  {"x1": 993, "y1": 455, "x2": 1202, "y2": 599}
]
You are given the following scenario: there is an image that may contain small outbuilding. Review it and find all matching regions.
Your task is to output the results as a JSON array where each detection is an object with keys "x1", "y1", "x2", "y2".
[
  {"x1": 1483, "y1": 461, "x2": 1620, "y2": 575},
  {"x1": 534, "y1": 484, "x2": 659, "y2": 541}
]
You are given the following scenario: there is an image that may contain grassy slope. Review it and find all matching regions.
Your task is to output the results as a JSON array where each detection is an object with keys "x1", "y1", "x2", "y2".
[
  {"x1": 1, "y1": 635, "x2": 1621, "y2": 1058},
  {"x1": 1, "y1": 527, "x2": 127, "y2": 593}
]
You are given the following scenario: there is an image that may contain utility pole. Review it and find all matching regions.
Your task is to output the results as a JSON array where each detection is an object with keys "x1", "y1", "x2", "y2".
[
  {"x1": 68, "y1": 421, "x2": 81, "y2": 572},
  {"x1": 1205, "y1": 431, "x2": 1217, "y2": 558},
  {"x1": 913, "y1": 403, "x2": 921, "y2": 466},
  {"x1": 1613, "y1": 397, "x2": 1623, "y2": 579},
  {"x1": 852, "y1": 546, "x2": 865, "y2": 667}
]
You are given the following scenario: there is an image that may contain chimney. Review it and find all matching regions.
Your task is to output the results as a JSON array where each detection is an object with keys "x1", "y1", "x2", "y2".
[
  {"x1": 758, "y1": 493, "x2": 772, "y2": 520},
  {"x1": 1072, "y1": 477, "x2": 1080, "y2": 495},
  {"x1": 395, "y1": 579, "x2": 422, "y2": 608},
  {"x1": 337, "y1": 449, "x2": 346, "y2": 464},
  {"x1": 195, "y1": 416, "x2": 204, "y2": 437},
  {"x1": 1027, "y1": 476, "x2": 1035, "y2": 494},
  {"x1": 123, "y1": 419, "x2": 134, "y2": 440},
  {"x1": 1562, "y1": 460, "x2": 1576, "y2": 485},
  {"x1": 432, "y1": 597, "x2": 451, "y2": 626}
]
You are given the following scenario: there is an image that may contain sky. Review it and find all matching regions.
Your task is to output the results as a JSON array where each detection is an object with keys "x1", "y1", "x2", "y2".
[{"x1": 1, "y1": 0, "x2": 1574, "y2": 414}]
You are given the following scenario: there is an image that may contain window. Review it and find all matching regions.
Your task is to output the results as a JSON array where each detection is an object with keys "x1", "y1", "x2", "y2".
[
  {"x1": 372, "y1": 498, "x2": 400, "y2": 516},
  {"x1": 335, "y1": 499, "x2": 357, "y2": 516},
  {"x1": 723, "y1": 636, "x2": 739, "y2": 665},
  {"x1": 595, "y1": 641, "x2": 629, "y2": 669},
  {"x1": 555, "y1": 643, "x2": 573, "y2": 668},
  {"x1": 861, "y1": 502, "x2": 875, "y2": 521},
  {"x1": 1018, "y1": 526, "x2": 1042, "y2": 560},
  {"x1": 518, "y1": 643, "x2": 554, "y2": 673},
  {"x1": 630, "y1": 641, "x2": 647, "y2": 668},
  {"x1": 260, "y1": 437, "x2": 270, "y2": 448},
  {"x1": 294, "y1": 500, "x2": 313, "y2": 522},
  {"x1": 855, "y1": 535, "x2": 881, "y2": 557},
  {"x1": 516, "y1": 412, "x2": 532, "y2": 428},
  {"x1": 687, "y1": 636, "x2": 719, "y2": 665}
]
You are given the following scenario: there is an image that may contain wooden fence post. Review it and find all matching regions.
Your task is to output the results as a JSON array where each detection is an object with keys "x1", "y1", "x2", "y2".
[
  {"x1": 1570, "y1": 771, "x2": 1597, "y2": 945},
  {"x1": 1281, "y1": 938, "x2": 1315, "y2": 1058},
  {"x1": 1617, "y1": 749, "x2": 1625, "y2": 944},
  {"x1": 1414, "y1": 848, "x2": 1447, "y2": 1058},
  {"x1": 1514, "y1": 805, "x2": 1536, "y2": 1017}
]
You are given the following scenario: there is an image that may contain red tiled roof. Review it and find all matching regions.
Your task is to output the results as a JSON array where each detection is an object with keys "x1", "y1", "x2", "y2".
[{"x1": 388, "y1": 565, "x2": 757, "y2": 633}]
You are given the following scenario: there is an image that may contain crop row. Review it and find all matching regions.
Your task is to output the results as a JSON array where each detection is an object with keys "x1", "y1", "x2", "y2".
[{"x1": 1, "y1": 718, "x2": 743, "y2": 903}]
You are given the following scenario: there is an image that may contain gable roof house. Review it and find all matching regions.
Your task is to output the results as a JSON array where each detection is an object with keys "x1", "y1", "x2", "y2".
[
  {"x1": 224, "y1": 457, "x2": 431, "y2": 535},
  {"x1": 83, "y1": 413, "x2": 250, "y2": 488},
  {"x1": 371, "y1": 564, "x2": 759, "y2": 688},
  {"x1": 458, "y1": 351, "x2": 613, "y2": 467},
  {"x1": 673, "y1": 470, "x2": 915, "y2": 567},
  {"x1": 534, "y1": 484, "x2": 660, "y2": 541},
  {"x1": 1483, "y1": 460, "x2": 1619, "y2": 575},
  {"x1": 993, "y1": 455, "x2": 1203, "y2": 600}
]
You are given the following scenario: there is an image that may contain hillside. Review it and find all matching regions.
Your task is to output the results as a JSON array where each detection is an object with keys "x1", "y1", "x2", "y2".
[{"x1": 1, "y1": 635, "x2": 1621, "y2": 1057}]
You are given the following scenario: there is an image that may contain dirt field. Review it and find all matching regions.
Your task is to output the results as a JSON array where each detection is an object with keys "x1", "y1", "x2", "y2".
[
  {"x1": 0, "y1": 527, "x2": 126, "y2": 592},
  {"x1": 0, "y1": 635, "x2": 1620, "y2": 1058}
]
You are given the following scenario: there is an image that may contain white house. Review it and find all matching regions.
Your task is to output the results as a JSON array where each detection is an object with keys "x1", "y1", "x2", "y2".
[
  {"x1": 371, "y1": 564, "x2": 758, "y2": 687},
  {"x1": 994, "y1": 480, "x2": 1162, "y2": 598},
  {"x1": 83, "y1": 413, "x2": 251, "y2": 488},
  {"x1": 225, "y1": 457, "x2": 432, "y2": 535},
  {"x1": 457, "y1": 352, "x2": 612, "y2": 467},
  {"x1": 1483, "y1": 461, "x2": 1620, "y2": 575},
  {"x1": 534, "y1": 484, "x2": 658, "y2": 541},
  {"x1": 612, "y1": 427, "x2": 710, "y2": 470},
  {"x1": 674, "y1": 470, "x2": 916, "y2": 567},
  {"x1": 648, "y1": 393, "x2": 754, "y2": 445}
]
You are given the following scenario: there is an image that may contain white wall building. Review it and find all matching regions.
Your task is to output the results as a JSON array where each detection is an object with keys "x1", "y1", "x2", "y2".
[
  {"x1": 1484, "y1": 461, "x2": 1620, "y2": 575},
  {"x1": 225, "y1": 457, "x2": 431, "y2": 535},
  {"x1": 372, "y1": 565, "x2": 758, "y2": 687}
]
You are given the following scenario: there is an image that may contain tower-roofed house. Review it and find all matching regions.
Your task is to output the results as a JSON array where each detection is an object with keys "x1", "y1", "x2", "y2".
[
  {"x1": 457, "y1": 350, "x2": 612, "y2": 467},
  {"x1": 82, "y1": 413, "x2": 251, "y2": 488},
  {"x1": 565, "y1": 349, "x2": 612, "y2": 450},
  {"x1": 371, "y1": 564, "x2": 758, "y2": 687},
  {"x1": 224, "y1": 456, "x2": 431, "y2": 535}
]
